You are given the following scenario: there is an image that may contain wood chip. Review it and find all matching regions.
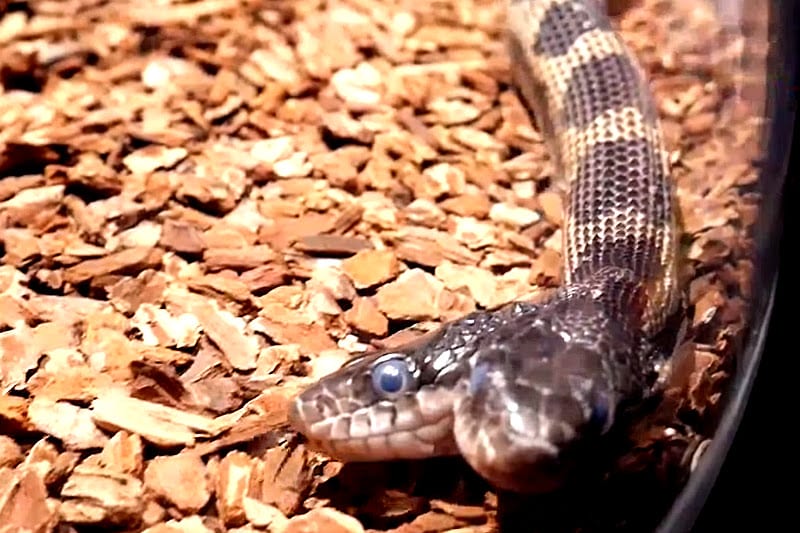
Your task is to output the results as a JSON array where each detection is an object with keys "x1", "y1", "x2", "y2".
[
  {"x1": 122, "y1": 146, "x2": 188, "y2": 174},
  {"x1": 440, "y1": 193, "x2": 491, "y2": 218},
  {"x1": 178, "y1": 295, "x2": 260, "y2": 371},
  {"x1": 240, "y1": 264, "x2": 289, "y2": 294},
  {"x1": 529, "y1": 248, "x2": 563, "y2": 286},
  {"x1": 537, "y1": 191, "x2": 564, "y2": 225},
  {"x1": 489, "y1": 202, "x2": 541, "y2": 227},
  {"x1": 341, "y1": 249, "x2": 402, "y2": 289},
  {"x1": 252, "y1": 320, "x2": 337, "y2": 355},
  {"x1": 296, "y1": 235, "x2": 373, "y2": 255},
  {"x1": 144, "y1": 453, "x2": 211, "y2": 513},
  {"x1": 284, "y1": 508, "x2": 364, "y2": 533},
  {"x1": 344, "y1": 297, "x2": 389, "y2": 337},
  {"x1": 91, "y1": 391, "x2": 217, "y2": 447},
  {"x1": 243, "y1": 498, "x2": 289, "y2": 530},
  {"x1": 142, "y1": 515, "x2": 214, "y2": 533},
  {"x1": 160, "y1": 220, "x2": 207, "y2": 254},
  {"x1": 375, "y1": 269, "x2": 470, "y2": 321},
  {"x1": 254, "y1": 444, "x2": 313, "y2": 516},
  {"x1": 98, "y1": 432, "x2": 144, "y2": 477},
  {"x1": 60, "y1": 464, "x2": 144, "y2": 526},
  {"x1": 132, "y1": 304, "x2": 202, "y2": 349},
  {"x1": 63, "y1": 247, "x2": 164, "y2": 285},
  {"x1": 0, "y1": 468, "x2": 57, "y2": 532},
  {"x1": 322, "y1": 112, "x2": 375, "y2": 144},
  {"x1": 0, "y1": 0, "x2": 765, "y2": 530},
  {"x1": 0, "y1": 435, "x2": 23, "y2": 468},
  {"x1": 204, "y1": 245, "x2": 277, "y2": 271},
  {"x1": 214, "y1": 451, "x2": 253, "y2": 526},
  {"x1": 28, "y1": 398, "x2": 109, "y2": 450}
]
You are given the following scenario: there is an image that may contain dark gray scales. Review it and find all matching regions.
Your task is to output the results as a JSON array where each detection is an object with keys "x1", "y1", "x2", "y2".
[
  {"x1": 567, "y1": 136, "x2": 669, "y2": 280},
  {"x1": 571, "y1": 233, "x2": 664, "y2": 283},
  {"x1": 533, "y1": 0, "x2": 612, "y2": 57},
  {"x1": 569, "y1": 138, "x2": 669, "y2": 223},
  {"x1": 561, "y1": 53, "x2": 656, "y2": 129}
]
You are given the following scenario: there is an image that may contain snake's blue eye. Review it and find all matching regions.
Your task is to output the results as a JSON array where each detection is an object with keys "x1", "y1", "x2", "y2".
[
  {"x1": 589, "y1": 396, "x2": 610, "y2": 431},
  {"x1": 372, "y1": 359, "x2": 413, "y2": 397},
  {"x1": 469, "y1": 362, "x2": 490, "y2": 394}
]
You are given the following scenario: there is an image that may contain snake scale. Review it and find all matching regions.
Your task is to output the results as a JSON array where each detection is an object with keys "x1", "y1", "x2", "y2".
[{"x1": 289, "y1": 0, "x2": 681, "y2": 493}]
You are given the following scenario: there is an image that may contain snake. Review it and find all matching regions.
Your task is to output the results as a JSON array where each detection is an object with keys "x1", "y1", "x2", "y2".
[{"x1": 288, "y1": 0, "x2": 681, "y2": 494}]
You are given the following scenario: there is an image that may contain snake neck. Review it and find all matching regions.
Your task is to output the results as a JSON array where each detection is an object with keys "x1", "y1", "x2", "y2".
[
  {"x1": 507, "y1": 0, "x2": 681, "y2": 335},
  {"x1": 560, "y1": 265, "x2": 650, "y2": 337}
]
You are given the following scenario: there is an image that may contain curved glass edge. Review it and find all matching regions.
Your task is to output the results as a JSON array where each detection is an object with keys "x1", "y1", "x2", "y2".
[
  {"x1": 654, "y1": 278, "x2": 777, "y2": 533},
  {"x1": 655, "y1": 0, "x2": 797, "y2": 531}
]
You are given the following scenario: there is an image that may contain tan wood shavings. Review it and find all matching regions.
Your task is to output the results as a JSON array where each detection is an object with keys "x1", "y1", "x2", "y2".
[
  {"x1": 489, "y1": 202, "x2": 541, "y2": 228},
  {"x1": 131, "y1": 304, "x2": 202, "y2": 349},
  {"x1": 214, "y1": 452, "x2": 256, "y2": 526},
  {"x1": 63, "y1": 247, "x2": 164, "y2": 285},
  {"x1": 0, "y1": 436, "x2": 24, "y2": 468},
  {"x1": 283, "y1": 507, "x2": 365, "y2": 533},
  {"x1": 405, "y1": 198, "x2": 448, "y2": 227},
  {"x1": 0, "y1": 321, "x2": 78, "y2": 391},
  {"x1": 26, "y1": 348, "x2": 114, "y2": 404},
  {"x1": 27, "y1": 397, "x2": 109, "y2": 450},
  {"x1": 375, "y1": 269, "x2": 475, "y2": 322},
  {"x1": 341, "y1": 249, "x2": 402, "y2": 289},
  {"x1": 0, "y1": 466, "x2": 59, "y2": 532},
  {"x1": 251, "y1": 318, "x2": 338, "y2": 355},
  {"x1": 0, "y1": 395, "x2": 34, "y2": 435},
  {"x1": 435, "y1": 261, "x2": 511, "y2": 309},
  {"x1": 0, "y1": 184, "x2": 65, "y2": 209},
  {"x1": 22, "y1": 438, "x2": 77, "y2": 487},
  {"x1": 451, "y1": 216, "x2": 500, "y2": 250},
  {"x1": 330, "y1": 62, "x2": 385, "y2": 112},
  {"x1": 440, "y1": 193, "x2": 491, "y2": 218},
  {"x1": 295, "y1": 12, "x2": 364, "y2": 80},
  {"x1": 171, "y1": 293, "x2": 260, "y2": 371},
  {"x1": 97, "y1": 431, "x2": 145, "y2": 478},
  {"x1": 144, "y1": 452, "x2": 211, "y2": 513},
  {"x1": 59, "y1": 463, "x2": 145, "y2": 526},
  {"x1": 243, "y1": 498, "x2": 290, "y2": 530},
  {"x1": 344, "y1": 297, "x2": 390, "y2": 337},
  {"x1": 203, "y1": 245, "x2": 277, "y2": 271},
  {"x1": 387, "y1": 226, "x2": 482, "y2": 267},
  {"x1": 141, "y1": 515, "x2": 213, "y2": 533},
  {"x1": 122, "y1": 146, "x2": 188, "y2": 174},
  {"x1": 0, "y1": 0, "x2": 765, "y2": 530}
]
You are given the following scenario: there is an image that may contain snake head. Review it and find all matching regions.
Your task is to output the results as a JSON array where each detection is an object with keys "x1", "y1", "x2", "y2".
[
  {"x1": 288, "y1": 308, "x2": 531, "y2": 463},
  {"x1": 452, "y1": 304, "x2": 626, "y2": 493},
  {"x1": 288, "y1": 347, "x2": 463, "y2": 461}
]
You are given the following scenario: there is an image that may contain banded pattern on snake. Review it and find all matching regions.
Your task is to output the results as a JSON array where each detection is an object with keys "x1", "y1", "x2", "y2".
[{"x1": 288, "y1": 0, "x2": 682, "y2": 493}]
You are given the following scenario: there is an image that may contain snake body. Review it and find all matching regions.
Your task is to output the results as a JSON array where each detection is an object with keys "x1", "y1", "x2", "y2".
[{"x1": 289, "y1": 0, "x2": 680, "y2": 493}]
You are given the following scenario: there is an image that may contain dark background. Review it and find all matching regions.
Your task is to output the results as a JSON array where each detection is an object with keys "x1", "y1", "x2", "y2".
[
  {"x1": 692, "y1": 139, "x2": 795, "y2": 531},
  {"x1": 690, "y1": 4, "x2": 798, "y2": 525}
]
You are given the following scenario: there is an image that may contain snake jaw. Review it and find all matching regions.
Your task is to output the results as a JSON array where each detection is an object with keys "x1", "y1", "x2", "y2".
[
  {"x1": 453, "y1": 390, "x2": 573, "y2": 493},
  {"x1": 453, "y1": 371, "x2": 586, "y2": 492}
]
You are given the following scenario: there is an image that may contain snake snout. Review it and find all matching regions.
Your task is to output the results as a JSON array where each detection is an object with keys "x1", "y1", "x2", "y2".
[
  {"x1": 454, "y1": 360, "x2": 599, "y2": 493},
  {"x1": 453, "y1": 410, "x2": 582, "y2": 492},
  {"x1": 288, "y1": 368, "x2": 462, "y2": 462}
]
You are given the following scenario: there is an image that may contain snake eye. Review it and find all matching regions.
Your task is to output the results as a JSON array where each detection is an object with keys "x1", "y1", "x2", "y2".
[
  {"x1": 371, "y1": 359, "x2": 413, "y2": 397},
  {"x1": 468, "y1": 362, "x2": 490, "y2": 394},
  {"x1": 588, "y1": 395, "x2": 611, "y2": 431}
]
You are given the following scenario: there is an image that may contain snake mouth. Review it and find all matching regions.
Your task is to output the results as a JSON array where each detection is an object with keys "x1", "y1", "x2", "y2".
[
  {"x1": 453, "y1": 405, "x2": 577, "y2": 493},
  {"x1": 288, "y1": 388, "x2": 461, "y2": 461}
]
